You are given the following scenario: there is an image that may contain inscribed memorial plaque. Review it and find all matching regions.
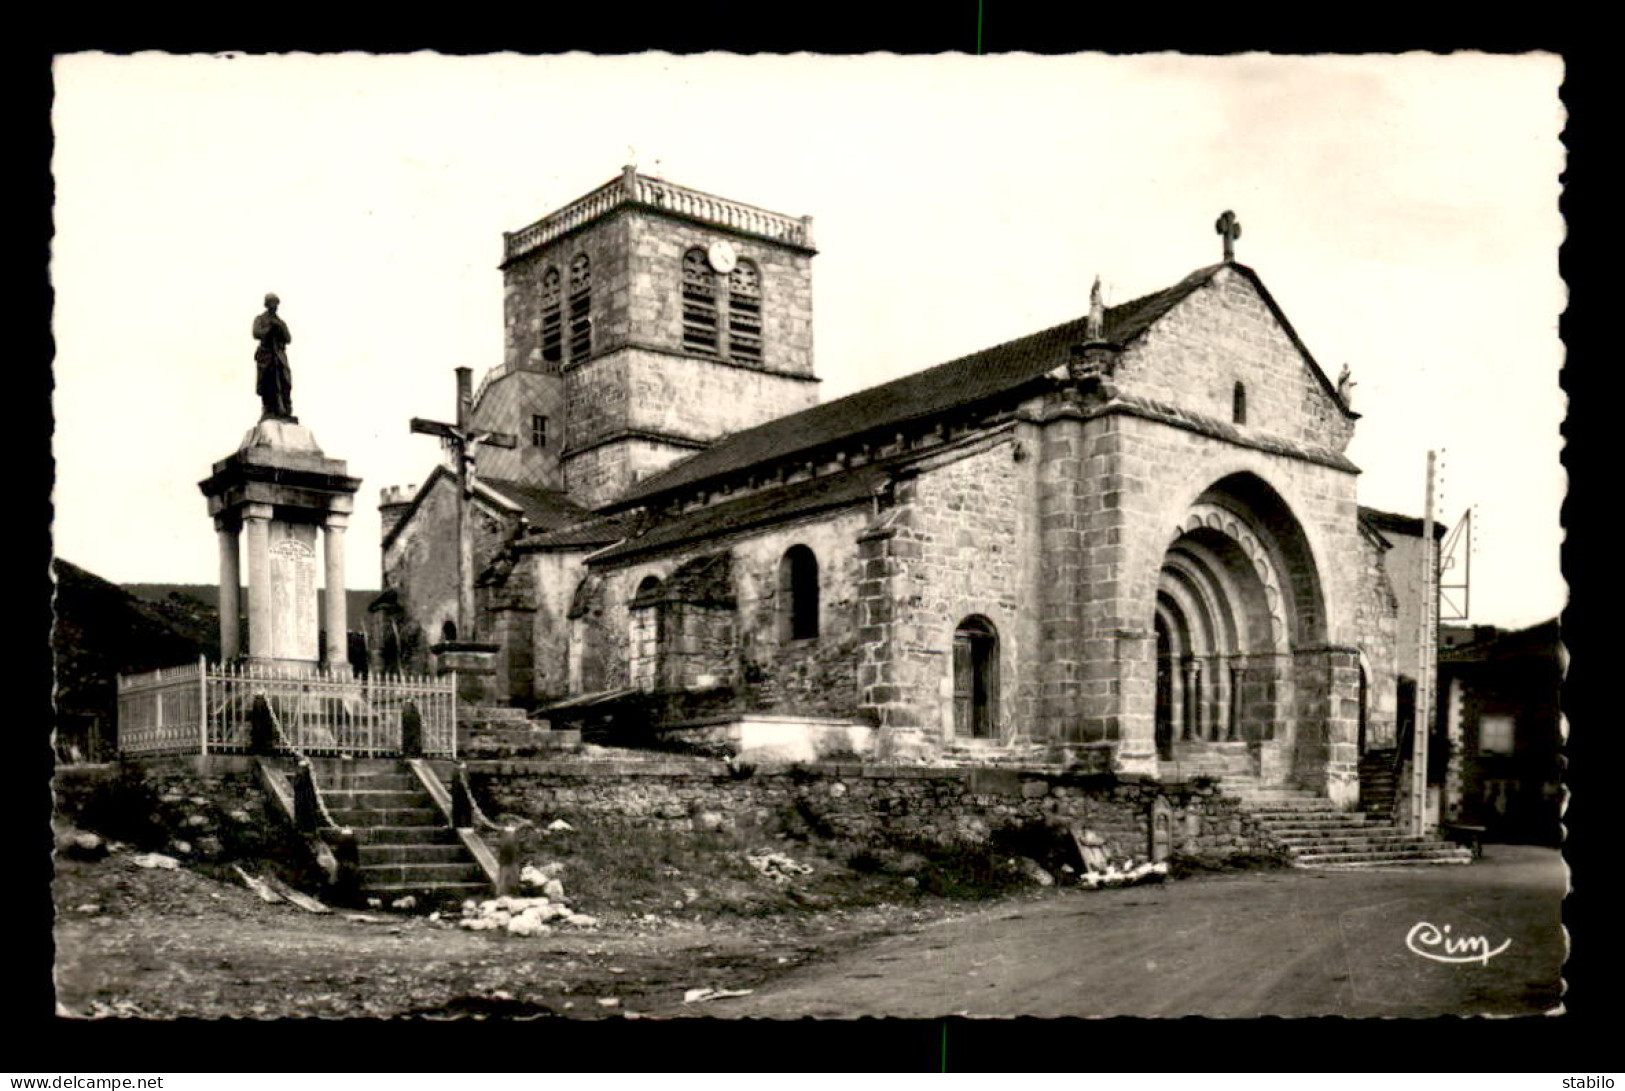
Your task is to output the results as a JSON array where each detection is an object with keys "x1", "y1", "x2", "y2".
[{"x1": 268, "y1": 526, "x2": 319, "y2": 661}]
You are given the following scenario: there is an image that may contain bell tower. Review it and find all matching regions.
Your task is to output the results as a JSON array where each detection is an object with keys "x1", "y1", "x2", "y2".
[{"x1": 469, "y1": 166, "x2": 821, "y2": 508}]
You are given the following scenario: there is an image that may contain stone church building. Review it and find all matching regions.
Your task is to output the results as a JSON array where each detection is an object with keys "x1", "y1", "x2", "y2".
[{"x1": 373, "y1": 168, "x2": 1433, "y2": 806}]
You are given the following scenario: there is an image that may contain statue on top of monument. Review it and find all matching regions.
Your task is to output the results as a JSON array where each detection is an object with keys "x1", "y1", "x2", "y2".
[{"x1": 253, "y1": 292, "x2": 294, "y2": 421}]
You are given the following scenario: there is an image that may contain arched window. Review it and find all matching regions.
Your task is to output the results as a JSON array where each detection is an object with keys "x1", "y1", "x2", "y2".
[
  {"x1": 568, "y1": 253, "x2": 592, "y2": 361},
  {"x1": 629, "y1": 575, "x2": 663, "y2": 691},
  {"x1": 953, "y1": 616, "x2": 999, "y2": 739},
  {"x1": 1232, "y1": 381, "x2": 1248, "y2": 425},
  {"x1": 440, "y1": 619, "x2": 458, "y2": 642},
  {"x1": 682, "y1": 249, "x2": 719, "y2": 354},
  {"x1": 777, "y1": 545, "x2": 819, "y2": 642},
  {"x1": 681, "y1": 249, "x2": 764, "y2": 362},
  {"x1": 727, "y1": 260, "x2": 762, "y2": 364},
  {"x1": 540, "y1": 266, "x2": 563, "y2": 366}
]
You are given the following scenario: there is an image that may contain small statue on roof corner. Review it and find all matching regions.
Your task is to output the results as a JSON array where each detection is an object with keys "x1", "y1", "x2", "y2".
[{"x1": 1336, "y1": 363, "x2": 1357, "y2": 408}]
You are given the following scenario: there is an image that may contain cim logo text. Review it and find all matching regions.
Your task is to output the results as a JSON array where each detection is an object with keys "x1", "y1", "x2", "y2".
[{"x1": 1404, "y1": 921, "x2": 1511, "y2": 965}]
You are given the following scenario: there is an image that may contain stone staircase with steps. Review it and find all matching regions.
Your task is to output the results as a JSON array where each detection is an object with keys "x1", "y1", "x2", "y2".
[
  {"x1": 1358, "y1": 749, "x2": 1399, "y2": 816},
  {"x1": 1221, "y1": 775, "x2": 1473, "y2": 868},
  {"x1": 459, "y1": 705, "x2": 582, "y2": 759},
  {"x1": 311, "y1": 758, "x2": 494, "y2": 901}
]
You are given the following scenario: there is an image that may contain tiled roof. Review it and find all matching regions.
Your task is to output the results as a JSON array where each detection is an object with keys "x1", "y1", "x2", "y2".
[
  {"x1": 589, "y1": 462, "x2": 894, "y2": 565},
  {"x1": 480, "y1": 476, "x2": 593, "y2": 533},
  {"x1": 602, "y1": 265, "x2": 1228, "y2": 512},
  {"x1": 1358, "y1": 506, "x2": 1449, "y2": 541},
  {"x1": 517, "y1": 515, "x2": 633, "y2": 552},
  {"x1": 1439, "y1": 618, "x2": 1561, "y2": 665}
]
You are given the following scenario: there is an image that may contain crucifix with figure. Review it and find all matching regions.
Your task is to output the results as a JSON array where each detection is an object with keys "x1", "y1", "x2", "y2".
[{"x1": 410, "y1": 367, "x2": 517, "y2": 643}]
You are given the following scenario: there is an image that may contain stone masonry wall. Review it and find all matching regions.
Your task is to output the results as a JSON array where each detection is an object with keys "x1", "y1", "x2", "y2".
[
  {"x1": 381, "y1": 474, "x2": 516, "y2": 672},
  {"x1": 527, "y1": 550, "x2": 593, "y2": 701},
  {"x1": 727, "y1": 509, "x2": 870, "y2": 716},
  {"x1": 581, "y1": 507, "x2": 874, "y2": 718},
  {"x1": 53, "y1": 757, "x2": 317, "y2": 881},
  {"x1": 1114, "y1": 266, "x2": 1354, "y2": 453},
  {"x1": 1353, "y1": 530, "x2": 1401, "y2": 751},
  {"x1": 503, "y1": 214, "x2": 633, "y2": 376},
  {"x1": 1085, "y1": 413, "x2": 1365, "y2": 754},
  {"x1": 560, "y1": 348, "x2": 818, "y2": 505},
  {"x1": 862, "y1": 435, "x2": 1032, "y2": 743},
  {"x1": 626, "y1": 210, "x2": 815, "y2": 378},
  {"x1": 471, "y1": 760, "x2": 1276, "y2": 864},
  {"x1": 561, "y1": 435, "x2": 694, "y2": 511}
]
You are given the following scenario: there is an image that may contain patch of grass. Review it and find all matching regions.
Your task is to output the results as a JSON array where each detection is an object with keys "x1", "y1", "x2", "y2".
[
  {"x1": 1165, "y1": 848, "x2": 1290, "y2": 880},
  {"x1": 514, "y1": 818, "x2": 808, "y2": 918}
]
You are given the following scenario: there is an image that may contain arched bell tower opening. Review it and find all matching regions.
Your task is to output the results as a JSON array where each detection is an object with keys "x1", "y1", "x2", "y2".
[{"x1": 1153, "y1": 472, "x2": 1343, "y2": 791}]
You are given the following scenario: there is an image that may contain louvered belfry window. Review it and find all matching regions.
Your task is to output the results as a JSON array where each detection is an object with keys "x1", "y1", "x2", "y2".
[
  {"x1": 540, "y1": 266, "x2": 563, "y2": 366},
  {"x1": 682, "y1": 249, "x2": 720, "y2": 355},
  {"x1": 683, "y1": 248, "x2": 764, "y2": 362},
  {"x1": 727, "y1": 261, "x2": 763, "y2": 364},
  {"x1": 568, "y1": 253, "x2": 593, "y2": 361}
]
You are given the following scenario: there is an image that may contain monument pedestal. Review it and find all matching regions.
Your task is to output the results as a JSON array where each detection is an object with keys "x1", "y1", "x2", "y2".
[
  {"x1": 200, "y1": 419, "x2": 362, "y2": 670},
  {"x1": 432, "y1": 640, "x2": 502, "y2": 706}
]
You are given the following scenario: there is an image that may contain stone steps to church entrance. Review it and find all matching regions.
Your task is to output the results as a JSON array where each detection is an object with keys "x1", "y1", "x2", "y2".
[
  {"x1": 1290, "y1": 845, "x2": 1474, "y2": 867},
  {"x1": 1271, "y1": 831, "x2": 1434, "y2": 851},
  {"x1": 1224, "y1": 782, "x2": 1473, "y2": 869},
  {"x1": 309, "y1": 760, "x2": 496, "y2": 899}
]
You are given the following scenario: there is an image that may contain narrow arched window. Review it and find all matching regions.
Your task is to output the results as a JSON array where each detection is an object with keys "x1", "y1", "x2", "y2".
[
  {"x1": 953, "y1": 616, "x2": 999, "y2": 739},
  {"x1": 1232, "y1": 381, "x2": 1248, "y2": 425},
  {"x1": 629, "y1": 575, "x2": 663, "y2": 691},
  {"x1": 568, "y1": 253, "x2": 592, "y2": 361},
  {"x1": 682, "y1": 249, "x2": 719, "y2": 355},
  {"x1": 727, "y1": 260, "x2": 762, "y2": 364},
  {"x1": 540, "y1": 266, "x2": 563, "y2": 367},
  {"x1": 777, "y1": 545, "x2": 819, "y2": 641},
  {"x1": 440, "y1": 619, "x2": 458, "y2": 642}
]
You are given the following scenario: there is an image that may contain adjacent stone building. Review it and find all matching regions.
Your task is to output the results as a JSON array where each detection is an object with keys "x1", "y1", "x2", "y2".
[{"x1": 375, "y1": 168, "x2": 1434, "y2": 806}]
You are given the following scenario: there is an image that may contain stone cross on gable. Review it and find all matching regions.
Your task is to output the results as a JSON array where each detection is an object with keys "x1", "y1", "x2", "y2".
[
  {"x1": 1215, "y1": 210, "x2": 1241, "y2": 262},
  {"x1": 411, "y1": 367, "x2": 517, "y2": 641}
]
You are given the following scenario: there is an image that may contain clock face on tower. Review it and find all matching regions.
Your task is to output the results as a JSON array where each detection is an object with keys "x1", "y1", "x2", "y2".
[{"x1": 706, "y1": 239, "x2": 738, "y2": 274}]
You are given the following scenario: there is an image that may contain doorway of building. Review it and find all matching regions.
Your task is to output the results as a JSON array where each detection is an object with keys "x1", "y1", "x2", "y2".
[{"x1": 953, "y1": 616, "x2": 999, "y2": 739}]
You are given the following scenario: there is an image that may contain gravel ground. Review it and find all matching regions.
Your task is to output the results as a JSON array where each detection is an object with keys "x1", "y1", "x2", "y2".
[{"x1": 51, "y1": 849, "x2": 989, "y2": 1020}]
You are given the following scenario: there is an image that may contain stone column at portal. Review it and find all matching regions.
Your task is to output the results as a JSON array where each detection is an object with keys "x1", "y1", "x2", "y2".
[
  {"x1": 243, "y1": 503, "x2": 274, "y2": 659},
  {"x1": 1226, "y1": 658, "x2": 1243, "y2": 740},
  {"x1": 323, "y1": 513, "x2": 349, "y2": 671},
  {"x1": 1206, "y1": 654, "x2": 1226, "y2": 740},
  {"x1": 1183, "y1": 658, "x2": 1201, "y2": 740},
  {"x1": 216, "y1": 518, "x2": 241, "y2": 661}
]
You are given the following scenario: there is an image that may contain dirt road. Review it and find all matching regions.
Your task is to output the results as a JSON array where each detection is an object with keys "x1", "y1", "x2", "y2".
[{"x1": 667, "y1": 846, "x2": 1566, "y2": 1019}]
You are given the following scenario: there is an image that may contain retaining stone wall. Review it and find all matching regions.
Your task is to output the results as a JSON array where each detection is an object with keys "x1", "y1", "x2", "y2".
[
  {"x1": 469, "y1": 759, "x2": 1275, "y2": 864},
  {"x1": 53, "y1": 757, "x2": 306, "y2": 873}
]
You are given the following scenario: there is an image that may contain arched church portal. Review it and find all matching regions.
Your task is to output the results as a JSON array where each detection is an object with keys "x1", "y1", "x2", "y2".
[{"x1": 1154, "y1": 473, "x2": 1328, "y2": 783}]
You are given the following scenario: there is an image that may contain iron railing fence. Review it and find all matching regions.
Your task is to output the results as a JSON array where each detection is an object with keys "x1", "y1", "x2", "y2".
[{"x1": 117, "y1": 657, "x2": 457, "y2": 759}]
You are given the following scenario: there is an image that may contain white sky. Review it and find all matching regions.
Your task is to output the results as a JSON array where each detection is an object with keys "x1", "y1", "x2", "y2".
[{"x1": 50, "y1": 52, "x2": 1566, "y2": 630}]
